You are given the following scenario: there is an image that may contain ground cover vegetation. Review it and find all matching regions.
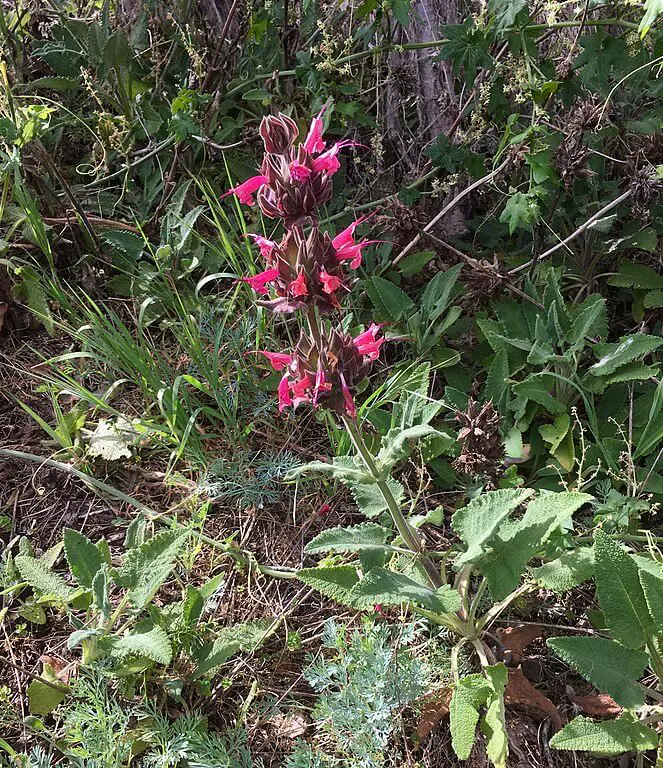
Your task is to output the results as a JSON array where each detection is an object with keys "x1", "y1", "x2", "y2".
[{"x1": 1, "y1": 0, "x2": 663, "y2": 765}]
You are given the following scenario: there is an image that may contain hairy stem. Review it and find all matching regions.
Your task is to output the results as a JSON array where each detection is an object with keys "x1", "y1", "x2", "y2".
[{"x1": 342, "y1": 415, "x2": 443, "y2": 589}]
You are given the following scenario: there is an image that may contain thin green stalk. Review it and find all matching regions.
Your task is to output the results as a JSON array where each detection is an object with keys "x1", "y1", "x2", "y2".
[
  {"x1": 342, "y1": 416, "x2": 443, "y2": 589},
  {"x1": 647, "y1": 638, "x2": 663, "y2": 689}
]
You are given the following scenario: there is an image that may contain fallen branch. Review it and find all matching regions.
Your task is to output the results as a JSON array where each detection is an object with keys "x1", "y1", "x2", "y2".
[{"x1": 508, "y1": 189, "x2": 632, "y2": 275}]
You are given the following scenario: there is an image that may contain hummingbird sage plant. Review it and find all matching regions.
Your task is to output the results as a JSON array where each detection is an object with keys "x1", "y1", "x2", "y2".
[{"x1": 225, "y1": 110, "x2": 443, "y2": 589}]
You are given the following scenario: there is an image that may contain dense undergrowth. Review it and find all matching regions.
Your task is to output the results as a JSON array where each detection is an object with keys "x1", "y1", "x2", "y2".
[{"x1": 1, "y1": 0, "x2": 663, "y2": 765}]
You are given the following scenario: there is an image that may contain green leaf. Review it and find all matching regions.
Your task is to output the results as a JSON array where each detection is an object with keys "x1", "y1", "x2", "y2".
[
  {"x1": 500, "y1": 191, "x2": 539, "y2": 233},
  {"x1": 297, "y1": 566, "x2": 359, "y2": 604},
  {"x1": 27, "y1": 667, "x2": 68, "y2": 715},
  {"x1": 480, "y1": 492, "x2": 593, "y2": 600},
  {"x1": 485, "y1": 349, "x2": 510, "y2": 415},
  {"x1": 547, "y1": 637, "x2": 647, "y2": 708},
  {"x1": 439, "y1": 20, "x2": 494, "y2": 86},
  {"x1": 114, "y1": 528, "x2": 189, "y2": 613},
  {"x1": 566, "y1": 294, "x2": 607, "y2": 350},
  {"x1": 421, "y1": 264, "x2": 462, "y2": 323},
  {"x1": 639, "y1": 569, "x2": 663, "y2": 630},
  {"x1": 639, "y1": 0, "x2": 663, "y2": 36},
  {"x1": 92, "y1": 564, "x2": 111, "y2": 621},
  {"x1": 398, "y1": 250, "x2": 435, "y2": 277},
  {"x1": 364, "y1": 276, "x2": 415, "y2": 322},
  {"x1": 349, "y1": 568, "x2": 459, "y2": 612},
  {"x1": 481, "y1": 664, "x2": 508, "y2": 768},
  {"x1": 608, "y1": 261, "x2": 663, "y2": 291},
  {"x1": 594, "y1": 530, "x2": 652, "y2": 649},
  {"x1": 530, "y1": 547, "x2": 594, "y2": 592},
  {"x1": 390, "y1": 0, "x2": 412, "y2": 26},
  {"x1": 101, "y1": 230, "x2": 145, "y2": 260},
  {"x1": 452, "y1": 489, "x2": 534, "y2": 568},
  {"x1": 193, "y1": 637, "x2": 241, "y2": 679},
  {"x1": 589, "y1": 334, "x2": 663, "y2": 377},
  {"x1": 110, "y1": 625, "x2": 173, "y2": 665},
  {"x1": 450, "y1": 673, "x2": 491, "y2": 760},
  {"x1": 63, "y1": 528, "x2": 104, "y2": 588},
  {"x1": 377, "y1": 424, "x2": 438, "y2": 472},
  {"x1": 305, "y1": 523, "x2": 390, "y2": 555},
  {"x1": 241, "y1": 88, "x2": 272, "y2": 102},
  {"x1": 348, "y1": 475, "x2": 405, "y2": 519},
  {"x1": 102, "y1": 29, "x2": 132, "y2": 70},
  {"x1": 15, "y1": 555, "x2": 72, "y2": 602},
  {"x1": 550, "y1": 716, "x2": 658, "y2": 755}
]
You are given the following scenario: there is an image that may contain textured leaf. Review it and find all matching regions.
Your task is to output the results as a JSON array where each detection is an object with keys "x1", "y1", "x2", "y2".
[
  {"x1": 377, "y1": 424, "x2": 437, "y2": 471},
  {"x1": 450, "y1": 673, "x2": 491, "y2": 760},
  {"x1": 589, "y1": 334, "x2": 663, "y2": 377},
  {"x1": 481, "y1": 664, "x2": 509, "y2": 768},
  {"x1": 27, "y1": 676, "x2": 68, "y2": 715},
  {"x1": 15, "y1": 555, "x2": 72, "y2": 601},
  {"x1": 452, "y1": 489, "x2": 534, "y2": 568},
  {"x1": 348, "y1": 474, "x2": 405, "y2": 519},
  {"x1": 92, "y1": 564, "x2": 111, "y2": 620},
  {"x1": 481, "y1": 491, "x2": 593, "y2": 599},
  {"x1": 594, "y1": 530, "x2": 652, "y2": 649},
  {"x1": 364, "y1": 276, "x2": 415, "y2": 322},
  {"x1": 485, "y1": 349, "x2": 510, "y2": 415},
  {"x1": 547, "y1": 637, "x2": 647, "y2": 708},
  {"x1": 192, "y1": 637, "x2": 241, "y2": 679},
  {"x1": 530, "y1": 547, "x2": 595, "y2": 592},
  {"x1": 608, "y1": 261, "x2": 663, "y2": 290},
  {"x1": 63, "y1": 528, "x2": 104, "y2": 588},
  {"x1": 297, "y1": 566, "x2": 359, "y2": 604},
  {"x1": 566, "y1": 294, "x2": 607, "y2": 350},
  {"x1": 110, "y1": 625, "x2": 173, "y2": 665},
  {"x1": 114, "y1": 528, "x2": 189, "y2": 612},
  {"x1": 349, "y1": 568, "x2": 460, "y2": 612},
  {"x1": 550, "y1": 716, "x2": 657, "y2": 755},
  {"x1": 639, "y1": 569, "x2": 663, "y2": 630},
  {"x1": 305, "y1": 523, "x2": 390, "y2": 555},
  {"x1": 639, "y1": 0, "x2": 663, "y2": 36}
]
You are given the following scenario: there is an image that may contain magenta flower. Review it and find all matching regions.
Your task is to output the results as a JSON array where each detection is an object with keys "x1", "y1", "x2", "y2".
[
  {"x1": 261, "y1": 325, "x2": 385, "y2": 417},
  {"x1": 246, "y1": 233, "x2": 277, "y2": 259},
  {"x1": 242, "y1": 267, "x2": 279, "y2": 294},
  {"x1": 224, "y1": 174, "x2": 268, "y2": 206},
  {"x1": 303, "y1": 111, "x2": 326, "y2": 154},
  {"x1": 333, "y1": 216, "x2": 378, "y2": 269}
]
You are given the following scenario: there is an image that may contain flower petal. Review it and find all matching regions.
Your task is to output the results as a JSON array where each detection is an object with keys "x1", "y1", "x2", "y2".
[{"x1": 225, "y1": 174, "x2": 269, "y2": 206}]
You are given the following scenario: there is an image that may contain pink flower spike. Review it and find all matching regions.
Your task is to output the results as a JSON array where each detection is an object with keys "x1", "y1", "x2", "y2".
[
  {"x1": 354, "y1": 323, "x2": 385, "y2": 361},
  {"x1": 278, "y1": 374, "x2": 292, "y2": 412},
  {"x1": 292, "y1": 375, "x2": 313, "y2": 408},
  {"x1": 242, "y1": 267, "x2": 279, "y2": 294},
  {"x1": 303, "y1": 110, "x2": 326, "y2": 154},
  {"x1": 290, "y1": 160, "x2": 312, "y2": 181},
  {"x1": 290, "y1": 272, "x2": 309, "y2": 297},
  {"x1": 331, "y1": 215, "x2": 371, "y2": 251},
  {"x1": 313, "y1": 365, "x2": 332, "y2": 404},
  {"x1": 340, "y1": 373, "x2": 357, "y2": 418},
  {"x1": 260, "y1": 351, "x2": 292, "y2": 371},
  {"x1": 319, "y1": 268, "x2": 343, "y2": 295},
  {"x1": 246, "y1": 233, "x2": 277, "y2": 259},
  {"x1": 225, "y1": 174, "x2": 269, "y2": 206}
]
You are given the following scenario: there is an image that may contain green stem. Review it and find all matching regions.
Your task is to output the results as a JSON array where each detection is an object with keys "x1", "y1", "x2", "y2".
[
  {"x1": 342, "y1": 416, "x2": 443, "y2": 589},
  {"x1": 647, "y1": 638, "x2": 663, "y2": 688}
]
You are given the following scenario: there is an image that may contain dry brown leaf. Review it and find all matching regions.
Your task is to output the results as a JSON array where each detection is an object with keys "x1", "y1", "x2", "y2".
[
  {"x1": 505, "y1": 667, "x2": 563, "y2": 731},
  {"x1": 416, "y1": 689, "x2": 452, "y2": 740},
  {"x1": 497, "y1": 623, "x2": 543, "y2": 664},
  {"x1": 571, "y1": 693, "x2": 622, "y2": 718},
  {"x1": 39, "y1": 654, "x2": 75, "y2": 684},
  {"x1": 271, "y1": 711, "x2": 309, "y2": 739}
]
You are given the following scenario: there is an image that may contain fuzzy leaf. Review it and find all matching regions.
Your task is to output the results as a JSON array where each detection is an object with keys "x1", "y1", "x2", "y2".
[
  {"x1": 452, "y1": 489, "x2": 534, "y2": 568},
  {"x1": 450, "y1": 673, "x2": 491, "y2": 759},
  {"x1": 114, "y1": 528, "x2": 189, "y2": 612},
  {"x1": 589, "y1": 334, "x2": 663, "y2": 377},
  {"x1": 297, "y1": 566, "x2": 359, "y2": 604},
  {"x1": 480, "y1": 492, "x2": 592, "y2": 599},
  {"x1": 348, "y1": 475, "x2": 405, "y2": 519},
  {"x1": 305, "y1": 523, "x2": 390, "y2": 555},
  {"x1": 594, "y1": 530, "x2": 652, "y2": 649},
  {"x1": 364, "y1": 276, "x2": 415, "y2": 322},
  {"x1": 377, "y1": 424, "x2": 437, "y2": 471},
  {"x1": 547, "y1": 637, "x2": 647, "y2": 708},
  {"x1": 92, "y1": 564, "x2": 111, "y2": 621},
  {"x1": 530, "y1": 547, "x2": 595, "y2": 592},
  {"x1": 485, "y1": 349, "x2": 510, "y2": 415},
  {"x1": 349, "y1": 568, "x2": 460, "y2": 612},
  {"x1": 63, "y1": 528, "x2": 104, "y2": 588},
  {"x1": 639, "y1": 569, "x2": 663, "y2": 630},
  {"x1": 550, "y1": 716, "x2": 658, "y2": 755},
  {"x1": 110, "y1": 625, "x2": 172, "y2": 665},
  {"x1": 27, "y1": 672, "x2": 68, "y2": 715},
  {"x1": 15, "y1": 555, "x2": 73, "y2": 601},
  {"x1": 481, "y1": 664, "x2": 509, "y2": 768}
]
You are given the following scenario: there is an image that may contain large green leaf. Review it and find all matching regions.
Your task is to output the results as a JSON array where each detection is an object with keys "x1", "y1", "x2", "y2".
[
  {"x1": 480, "y1": 492, "x2": 592, "y2": 599},
  {"x1": 550, "y1": 716, "x2": 658, "y2": 755},
  {"x1": 481, "y1": 664, "x2": 508, "y2": 768},
  {"x1": 305, "y1": 523, "x2": 390, "y2": 555},
  {"x1": 639, "y1": 569, "x2": 663, "y2": 630},
  {"x1": 15, "y1": 555, "x2": 73, "y2": 602},
  {"x1": 114, "y1": 528, "x2": 189, "y2": 612},
  {"x1": 594, "y1": 530, "x2": 652, "y2": 649},
  {"x1": 63, "y1": 528, "x2": 104, "y2": 588},
  {"x1": 452, "y1": 489, "x2": 534, "y2": 568},
  {"x1": 110, "y1": 625, "x2": 173, "y2": 665},
  {"x1": 530, "y1": 547, "x2": 594, "y2": 592},
  {"x1": 297, "y1": 566, "x2": 359, "y2": 604},
  {"x1": 364, "y1": 276, "x2": 415, "y2": 322},
  {"x1": 589, "y1": 334, "x2": 663, "y2": 377},
  {"x1": 349, "y1": 568, "x2": 460, "y2": 612},
  {"x1": 547, "y1": 637, "x2": 647, "y2": 708},
  {"x1": 450, "y1": 673, "x2": 491, "y2": 760}
]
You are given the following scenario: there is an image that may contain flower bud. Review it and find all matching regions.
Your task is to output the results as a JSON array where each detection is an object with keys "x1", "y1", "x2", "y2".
[{"x1": 259, "y1": 113, "x2": 299, "y2": 154}]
